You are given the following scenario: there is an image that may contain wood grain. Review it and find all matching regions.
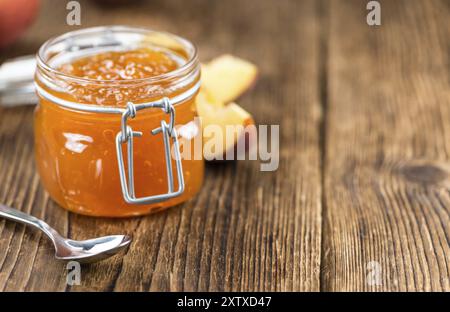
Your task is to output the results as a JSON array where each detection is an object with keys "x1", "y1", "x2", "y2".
[
  {"x1": 0, "y1": 0, "x2": 449, "y2": 292},
  {"x1": 0, "y1": 0, "x2": 323, "y2": 291},
  {"x1": 322, "y1": 0, "x2": 450, "y2": 291}
]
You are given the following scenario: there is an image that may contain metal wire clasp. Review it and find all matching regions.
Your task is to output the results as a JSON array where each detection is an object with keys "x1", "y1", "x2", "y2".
[{"x1": 115, "y1": 98, "x2": 185, "y2": 205}]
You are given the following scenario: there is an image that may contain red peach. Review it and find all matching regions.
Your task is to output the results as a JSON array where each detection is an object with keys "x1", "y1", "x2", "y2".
[{"x1": 0, "y1": 0, "x2": 40, "y2": 48}]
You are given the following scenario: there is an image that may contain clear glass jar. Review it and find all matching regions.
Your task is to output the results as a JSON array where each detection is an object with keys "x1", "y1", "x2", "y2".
[{"x1": 34, "y1": 26, "x2": 203, "y2": 217}]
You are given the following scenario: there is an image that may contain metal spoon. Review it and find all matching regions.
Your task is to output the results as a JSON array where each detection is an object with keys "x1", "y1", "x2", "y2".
[{"x1": 0, "y1": 204, "x2": 132, "y2": 263}]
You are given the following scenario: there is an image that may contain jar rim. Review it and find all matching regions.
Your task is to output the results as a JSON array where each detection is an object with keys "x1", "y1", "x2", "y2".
[{"x1": 36, "y1": 25, "x2": 199, "y2": 86}]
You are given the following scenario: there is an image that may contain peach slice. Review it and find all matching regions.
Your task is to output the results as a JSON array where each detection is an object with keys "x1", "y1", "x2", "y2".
[
  {"x1": 0, "y1": 0, "x2": 40, "y2": 48},
  {"x1": 196, "y1": 55, "x2": 258, "y2": 160},
  {"x1": 143, "y1": 32, "x2": 185, "y2": 55},
  {"x1": 201, "y1": 54, "x2": 258, "y2": 103},
  {"x1": 196, "y1": 90, "x2": 255, "y2": 160}
]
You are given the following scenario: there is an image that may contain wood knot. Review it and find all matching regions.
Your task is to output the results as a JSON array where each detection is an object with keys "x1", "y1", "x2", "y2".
[{"x1": 400, "y1": 163, "x2": 449, "y2": 185}]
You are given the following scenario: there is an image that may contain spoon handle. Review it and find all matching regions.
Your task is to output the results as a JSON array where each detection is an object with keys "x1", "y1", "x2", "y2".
[
  {"x1": 0, "y1": 55, "x2": 37, "y2": 107},
  {"x1": 0, "y1": 204, "x2": 55, "y2": 237}
]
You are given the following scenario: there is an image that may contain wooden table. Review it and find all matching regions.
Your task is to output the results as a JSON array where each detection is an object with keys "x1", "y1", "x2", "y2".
[{"x1": 0, "y1": 0, "x2": 449, "y2": 291}]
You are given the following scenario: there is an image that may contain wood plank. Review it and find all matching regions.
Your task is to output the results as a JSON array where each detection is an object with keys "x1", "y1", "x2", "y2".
[
  {"x1": 0, "y1": 0, "x2": 323, "y2": 291},
  {"x1": 0, "y1": 108, "x2": 69, "y2": 291},
  {"x1": 323, "y1": 0, "x2": 450, "y2": 291}
]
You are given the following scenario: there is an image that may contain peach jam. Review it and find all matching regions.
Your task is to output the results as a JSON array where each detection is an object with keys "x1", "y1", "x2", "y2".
[{"x1": 34, "y1": 27, "x2": 203, "y2": 217}]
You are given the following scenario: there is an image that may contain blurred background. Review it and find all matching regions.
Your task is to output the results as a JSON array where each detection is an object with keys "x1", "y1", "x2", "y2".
[{"x1": 0, "y1": 0, "x2": 264, "y2": 64}]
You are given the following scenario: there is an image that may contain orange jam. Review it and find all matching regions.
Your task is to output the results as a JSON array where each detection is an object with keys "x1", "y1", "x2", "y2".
[
  {"x1": 58, "y1": 48, "x2": 179, "y2": 81},
  {"x1": 35, "y1": 30, "x2": 203, "y2": 217}
]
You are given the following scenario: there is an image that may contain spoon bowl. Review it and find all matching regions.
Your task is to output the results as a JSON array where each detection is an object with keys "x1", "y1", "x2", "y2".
[{"x1": 55, "y1": 234, "x2": 132, "y2": 263}]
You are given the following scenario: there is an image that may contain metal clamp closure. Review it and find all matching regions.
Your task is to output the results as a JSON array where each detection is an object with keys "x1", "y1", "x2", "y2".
[{"x1": 115, "y1": 97, "x2": 184, "y2": 205}]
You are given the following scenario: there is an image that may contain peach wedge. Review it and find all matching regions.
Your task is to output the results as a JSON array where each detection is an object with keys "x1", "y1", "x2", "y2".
[
  {"x1": 201, "y1": 54, "x2": 258, "y2": 103},
  {"x1": 196, "y1": 90, "x2": 255, "y2": 160},
  {"x1": 196, "y1": 55, "x2": 258, "y2": 160}
]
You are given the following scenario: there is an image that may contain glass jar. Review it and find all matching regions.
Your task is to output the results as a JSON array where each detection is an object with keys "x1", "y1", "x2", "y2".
[{"x1": 34, "y1": 26, "x2": 203, "y2": 217}]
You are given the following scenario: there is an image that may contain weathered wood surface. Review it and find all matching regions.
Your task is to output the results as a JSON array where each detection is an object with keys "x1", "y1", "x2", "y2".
[
  {"x1": 0, "y1": 0, "x2": 448, "y2": 291},
  {"x1": 322, "y1": 0, "x2": 450, "y2": 291}
]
